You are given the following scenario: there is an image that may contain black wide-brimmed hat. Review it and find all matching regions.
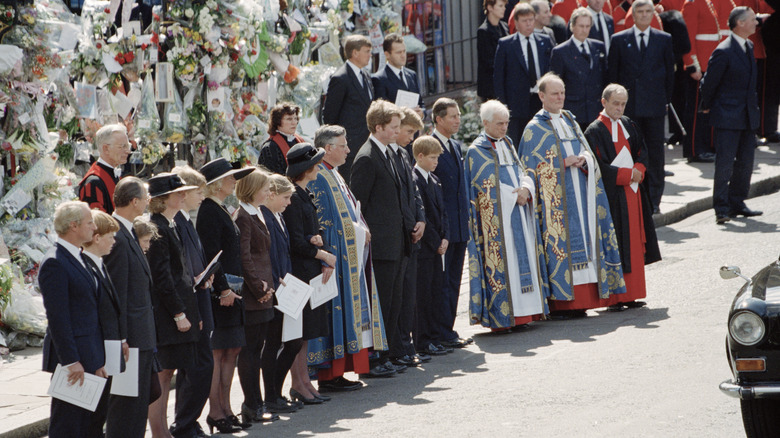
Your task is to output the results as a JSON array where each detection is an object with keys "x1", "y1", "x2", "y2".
[
  {"x1": 200, "y1": 158, "x2": 254, "y2": 184},
  {"x1": 148, "y1": 173, "x2": 198, "y2": 198},
  {"x1": 286, "y1": 143, "x2": 325, "y2": 180}
]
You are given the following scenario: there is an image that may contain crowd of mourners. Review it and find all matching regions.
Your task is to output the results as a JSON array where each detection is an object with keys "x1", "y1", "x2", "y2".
[{"x1": 38, "y1": 0, "x2": 777, "y2": 434}]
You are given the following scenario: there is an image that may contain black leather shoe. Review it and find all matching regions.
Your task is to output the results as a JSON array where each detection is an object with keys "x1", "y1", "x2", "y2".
[
  {"x1": 319, "y1": 376, "x2": 363, "y2": 391},
  {"x1": 415, "y1": 352, "x2": 432, "y2": 362},
  {"x1": 391, "y1": 355, "x2": 414, "y2": 366},
  {"x1": 687, "y1": 153, "x2": 715, "y2": 163},
  {"x1": 360, "y1": 363, "x2": 397, "y2": 378},
  {"x1": 314, "y1": 393, "x2": 331, "y2": 402},
  {"x1": 716, "y1": 214, "x2": 730, "y2": 224},
  {"x1": 260, "y1": 404, "x2": 280, "y2": 422},
  {"x1": 624, "y1": 300, "x2": 647, "y2": 308},
  {"x1": 606, "y1": 304, "x2": 625, "y2": 312},
  {"x1": 418, "y1": 343, "x2": 447, "y2": 356},
  {"x1": 653, "y1": 207, "x2": 660, "y2": 215},
  {"x1": 436, "y1": 343, "x2": 454, "y2": 353},
  {"x1": 441, "y1": 338, "x2": 468, "y2": 348},
  {"x1": 765, "y1": 132, "x2": 780, "y2": 143},
  {"x1": 385, "y1": 360, "x2": 407, "y2": 373},
  {"x1": 194, "y1": 422, "x2": 208, "y2": 437},
  {"x1": 730, "y1": 207, "x2": 763, "y2": 218},
  {"x1": 664, "y1": 170, "x2": 675, "y2": 177},
  {"x1": 266, "y1": 398, "x2": 298, "y2": 413},
  {"x1": 228, "y1": 414, "x2": 252, "y2": 430}
]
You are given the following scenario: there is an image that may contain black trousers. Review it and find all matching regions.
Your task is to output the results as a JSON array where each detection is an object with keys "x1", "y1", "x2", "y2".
[
  {"x1": 262, "y1": 311, "x2": 302, "y2": 401},
  {"x1": 238, "y1": 321, "x2": 270, "y2": 410},
  {"x1": 757, "y1": 56, "x2": 780, "y2": 137},
  {"x1": 106, "y1": 348, "x2": 154, "y2": 438},
  {"x1": 50, "y1": 394, "x2": 98, "y2": 438},
  {"x1": 433, "y1": 241, "x2": 466, "y2": 343},
  {"x1": 398, "y1": 249, "x2": 418, "y2": 357},
  {"x1": 712, "y1": 128, "x2": 756, "y2": 216},
  {"x1": 373, "y1": 257, "x2": 406, "y2": 359},
  {"x1": 171, "y1": 328, "x2": 213, "y2": 437},
  {"x1": 682, "y1": 75, "x2": 715, "y2": 158},
  {"x1": 414, "y1": 254, "x2": 444, "y2": 348},
  {"x1": 635, "y1": 115, "x2": 666, "y2": 209}
]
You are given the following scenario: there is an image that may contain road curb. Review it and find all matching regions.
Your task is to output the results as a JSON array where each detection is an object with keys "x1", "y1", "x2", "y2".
[
  {"x1": 653, "y1": 174, "x2": 780, "y2": 228},
  {"x1": 0, "y1": 417, "x2": 48, "y2": 438}
]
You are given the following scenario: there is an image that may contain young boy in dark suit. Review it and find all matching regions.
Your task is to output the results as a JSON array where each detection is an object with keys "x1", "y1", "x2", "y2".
[{"x1": 411, "y1": 136, "x2": 450, "y2": 356}]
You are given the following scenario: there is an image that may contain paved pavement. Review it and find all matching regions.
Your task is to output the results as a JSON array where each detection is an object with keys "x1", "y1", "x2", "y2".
[{"x1": 1, "y1": 140, "x2": 779, "y2": 438}]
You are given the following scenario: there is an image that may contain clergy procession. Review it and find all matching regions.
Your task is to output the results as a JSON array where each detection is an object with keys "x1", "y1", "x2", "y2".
[{"x1": 34, "y1": 0, "x2": 777, "y2": 435}]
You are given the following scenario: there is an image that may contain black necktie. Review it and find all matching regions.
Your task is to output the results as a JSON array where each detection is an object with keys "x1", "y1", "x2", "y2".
[
  {"x1": 594, "y1": 13, "x2": 601, "y2": 32},
  {"x1": 639, "y1": 32, "x2": 646, "y2": 55},
  {"x1": 361, "y1": 72, "x2": 371, "y2": 100},
  {"x1": 80, "y1": 253, "x2": 100, "y2": 292},
  {"x1": 526, "y1": 37, "x2": 536, "y2": 81},
  {"x1": 398, "y1": 70, "x2": 407, "y2": 88},
  {"x1": 580, "y1": 43, "x2": 590, "y2": 63},
  {"x1": 386, "y1": 148, "x2": 400, "y2": 181}
]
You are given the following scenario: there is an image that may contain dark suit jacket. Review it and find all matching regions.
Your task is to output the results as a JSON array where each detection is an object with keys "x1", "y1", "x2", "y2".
[
  {"x1": 82, "y1": 255, "x2": 126, "y2": 373},
  {"x1": 40, "y1": 244, "x2": 104, "y2": 373},
  {"x1": 350, "y1": 138, "x2": 407, "y2": 260},
  {"x1": 700, "y1": 36, "x2": 760, "y2": 131},
  {"x1": 261, "y1": 205, "x2": 292, "y2": 289},
  {"x1": 175, "y1": 211, "x2": 214, "y2": 332},
  {"x1": 432, "y1": 136, "x2": 469, "y2": 243},
  {"x1": 608, "y1": 27, "x2": 675, "y2": 118},
  {"x1": 322, "y1": 63, "x2": 374, "y2": 180},
  {"x1": 588, "y1": 12, "x2": 614, "y2": 43},
  {"x1": 494, "y1": 32, "x2": 553, "y2": 122},
  {"x1": 235, "y1": 207, "x2": 274, "y2": 312},
  {"x1": 391, "y1": 146, "x2": 426, "y2": 236},
  {"x1": 372, "y1": 65, "x2": 425, "y2": 109},
  {"x1": 105, "y1": 221, "x2": 156, "y2": 351},
  {"x1": 197, "y1": 197, "x2": 245, "y2": 328},
  {"x1": 584, "y1": 117, "x2": 661, "y2": 272},
  {"x1": 535, "y1": 27, "x2": 557, "y2": 46},
  {"x1": 147, "y1": 213, "x2": 200, "y2": 346},
  {"x1": 550, "y1": 37, "x2": 607, "y2": 126},
  {"x1": 413, "y1": 169, "x2": 449, "y2": 259},
  {"x1": 283, "y1": 185, "x2": 323, "y2": 283},
  {"x1": 477, "y1": 19, "x2": 510, "y2": 100}
]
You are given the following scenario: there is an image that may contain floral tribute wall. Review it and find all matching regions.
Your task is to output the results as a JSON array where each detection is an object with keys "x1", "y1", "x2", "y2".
[{"x1": 0, "y1": 0, "x2": 406, "y2": 347}]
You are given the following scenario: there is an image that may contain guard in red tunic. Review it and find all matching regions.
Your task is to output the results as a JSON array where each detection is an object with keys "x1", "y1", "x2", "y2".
[
  {"x1": 681, "y1": 0, "x2": 737, "y2": 162},
  {"x1": 585, "y1": 84, "x2": 661, "y2": 310},
  {"x1": 78, "y1": 124, "x2": 131, "y2": 214},
  {"x1": 739, "y1": 0, "x2": 778, "y2": 142}
]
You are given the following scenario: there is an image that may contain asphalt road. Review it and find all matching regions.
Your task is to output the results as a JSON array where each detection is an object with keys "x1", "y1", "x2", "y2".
[{"x1": 195, "y1": 192, "x2": 780, "y2": 437}]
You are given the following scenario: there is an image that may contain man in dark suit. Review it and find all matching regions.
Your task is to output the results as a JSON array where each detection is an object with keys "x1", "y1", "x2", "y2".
[
  {"x1": 372, "y1": 33, "x2": 425, "y2": 118},
  {"x1": 494, "y1": 2, "x2": 553, "y2": 145},
  {"x1": 587, "y1": 0, "x2": 614, "y2": 52},
  {"x1": 430, "y1": 98, "x2": 472, "y2": 351},
  {"x1": 104, "y1": 176, "x2": 157, "y2": 437},
  {"x1": 78, "y1": 124, "x2": 131, "y2": 214},
  {"x1": 350, "y1": 100, "x2": 408, "y2": 377},
  {"x1": 531, "y1": 0, "x2": 558, "y2": 45},
  {"x1": 550, "y1": 7, "x2": 608, "y2": 130},
  {"x1": 608, "y1": 0, "x2": 674, "y2": 213},
  {"x1": 322, "y1": 35, "x2": 375, "y2": 184},
  {"x1": 390, "y1": 108, "x2": 427, "y2": 367},
  {"x1": 39, "y1": 201, "x2": 105, "y2": 438},
  {"x1": 700, "y1": 7, "x2": 763, "y2": 224}
]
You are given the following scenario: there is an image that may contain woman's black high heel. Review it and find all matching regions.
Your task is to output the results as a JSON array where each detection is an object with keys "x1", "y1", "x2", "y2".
[
  {"x1": 290, "y1": 388, "x2": 324, "y2": 405},
  {"x1": 206, "y1": 416, "x2": 241, "y2": 434},
  {"x1": 228, "y1": 414, "x2": 252, "y2": 429}
]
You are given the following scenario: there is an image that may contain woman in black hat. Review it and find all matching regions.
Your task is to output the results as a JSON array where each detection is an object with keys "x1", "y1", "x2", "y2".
[
  {"x1": 283, "y1": 143, "x2": 337, "y2": 404},
  {"x1": 144, "y1": 173, "x2": 202, "y2": 438},
  {"x1": 196, "y1": 158, "x2": 253, "y2": 433}
]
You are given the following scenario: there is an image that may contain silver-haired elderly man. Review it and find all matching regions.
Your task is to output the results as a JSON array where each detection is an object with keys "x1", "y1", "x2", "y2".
[{"x1": 78, "y1": 124, "x2": 132, "y2": 214}]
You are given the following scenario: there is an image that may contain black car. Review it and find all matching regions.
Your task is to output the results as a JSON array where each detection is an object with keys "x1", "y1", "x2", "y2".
[{"x1": 720, "y1": 261, "x2": 780, "y2": 438}]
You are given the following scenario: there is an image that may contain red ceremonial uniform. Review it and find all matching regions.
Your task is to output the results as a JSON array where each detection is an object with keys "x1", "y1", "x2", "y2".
[
  {"x1": 550, "y1": 0, "x2": 613, "y2": 24},
  {"x1": 682, "y1": 0, "x2": 736, "y2": 73},
  {"x1": 623, "y1": 8, "x2": 664, "y2": 30}
]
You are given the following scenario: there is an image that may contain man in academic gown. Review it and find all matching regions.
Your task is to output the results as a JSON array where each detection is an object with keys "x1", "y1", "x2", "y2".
[
  {"x1": 519, "y1": 73, "x2": 626, "y2": 319},
  {"x1": 78, "y1": 124, "x2": 131, "y2": 214},
  {"x1": 466, "y1": 100, "x2": 549, "y2": 331},
  {"x1": 584, "y1": 84, "x2": 662, "y2": 310}
]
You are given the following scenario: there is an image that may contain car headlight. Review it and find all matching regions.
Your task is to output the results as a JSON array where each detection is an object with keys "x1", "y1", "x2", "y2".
[{"x1": 729, "y1": 311, "x2": 766, "y2": 346}]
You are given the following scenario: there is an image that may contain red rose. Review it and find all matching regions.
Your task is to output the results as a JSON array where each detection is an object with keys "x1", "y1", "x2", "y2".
[
  {"x1": 104, "y1": 7, "x2": 110, "y2": 13},
  {"x1": 96, "y1": 42, "x2": 102, "y2": 49},
  {"x1": 153, "y1": 13, "x2": 160, "y2": 21},
  {"x1": 251, "y1": 49, "x2": 257, "y2": 55},
  {"x1": 124, "y1": 52, "x2": 134, "y2": 63},
  {"x1": 141, "y1": 43, "x2": 148, "y2": 50},
  {"x1": 309, "y1": 34, "x2": 318, "y2": 43},
  {"x1": 227, "y1": 9, "x2": 232, "y2": 14},
  {"x1": 115, "y1": 53, "x2": 125, "y2": 65},
  {"x1": 151, "y1": 32, "x2": 159, "y2": 44},
  {"x1": 230, "y1": 52, "x2": 239, "y2": 61},
  {"x1": 5, "y1": 11, "x2": 11, "y2": 17}
]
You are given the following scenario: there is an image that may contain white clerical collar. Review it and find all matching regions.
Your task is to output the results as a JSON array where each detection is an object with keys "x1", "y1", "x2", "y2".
[
  {"x1": 112, "y1": 212, "x2": 134, "y2": 233},
  {"x1": 414, "y1": 165, "x2": 430, "y2": 180},
  {"x1": 58, "y1": 238, "x2": 85, "y2": 267},
  {"x1": 98, "y1": 158, "x2": 121, "y2": 178},
  {"x1": 387, "y1": 63, "x2": 404, "y2": 78},
  {"x1": 239, "y1": 201, "x2": 261, "y2": 217},
  {"x1": 346, "y1": 60, "x2": 365, "y2": 83},
  {"x1": 82, "y1": 250, "x2": 103, "y2": 270},
  {"x1": 280, "y1": 132, "x2": 297, "y2": 142},
  {"x1": 600, "y1": 111, "x2": 631, "y2": 142},
  {"x1": 370, "y1": 134, "x2": 389, "y2": 154},
  {"x1": 732, "y1": 33, "x2": 748, "y2": 51},
  {"x1": 548, "y1": 111, "x2": 576, "y2": 139}
]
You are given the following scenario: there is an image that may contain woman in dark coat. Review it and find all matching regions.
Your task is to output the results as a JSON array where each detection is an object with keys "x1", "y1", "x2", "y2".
[
  {"x1": 144, "y1": 173, "x2": 201, "y2": 438},
  {"x1": 234, "y1": 169, "x2": 277, "y2": 423},
  {"x1": 259, "y1": 174, "x2": 305, "y2": 413},
  {"x1": 477, "y1": 0, "x2": 509, "y2": 100},
  {"x1": 196, "y1": 158, "x2": 253, "y2": 433},
  {"x1": 257, "y1": 103, "x2": 304, "y2": 175},
  {"x1": 283, "y1": 143, "x2": 337, "y2": 404}
]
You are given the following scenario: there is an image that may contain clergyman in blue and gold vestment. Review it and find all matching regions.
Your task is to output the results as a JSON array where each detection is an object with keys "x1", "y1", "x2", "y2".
[
  {"x1": 466, "y1": 100, "x2": 550, "y2": 331},
  {"x1": 519, "y1": 73, "x2": 626, "y2": 318},
  {"x1": 306, "y1": 125, "x2": 387, "y2": 390}
]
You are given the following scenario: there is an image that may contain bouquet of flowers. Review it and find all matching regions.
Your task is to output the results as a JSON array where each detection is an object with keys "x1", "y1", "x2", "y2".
[
  {"x1": 134, "y1": 78, "x2": 161, "y2": 140},
  {"x1": 163, "y1": 87, "x2": 188, "y2": 143},
  {"x1": 453, "y1": 90, "x2": 482, "y2": 146}
]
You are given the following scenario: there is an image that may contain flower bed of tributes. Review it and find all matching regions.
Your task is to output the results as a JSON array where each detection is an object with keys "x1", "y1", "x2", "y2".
[{"x1": 0, "y1": 0, "x2": 407, "y2": 352}]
